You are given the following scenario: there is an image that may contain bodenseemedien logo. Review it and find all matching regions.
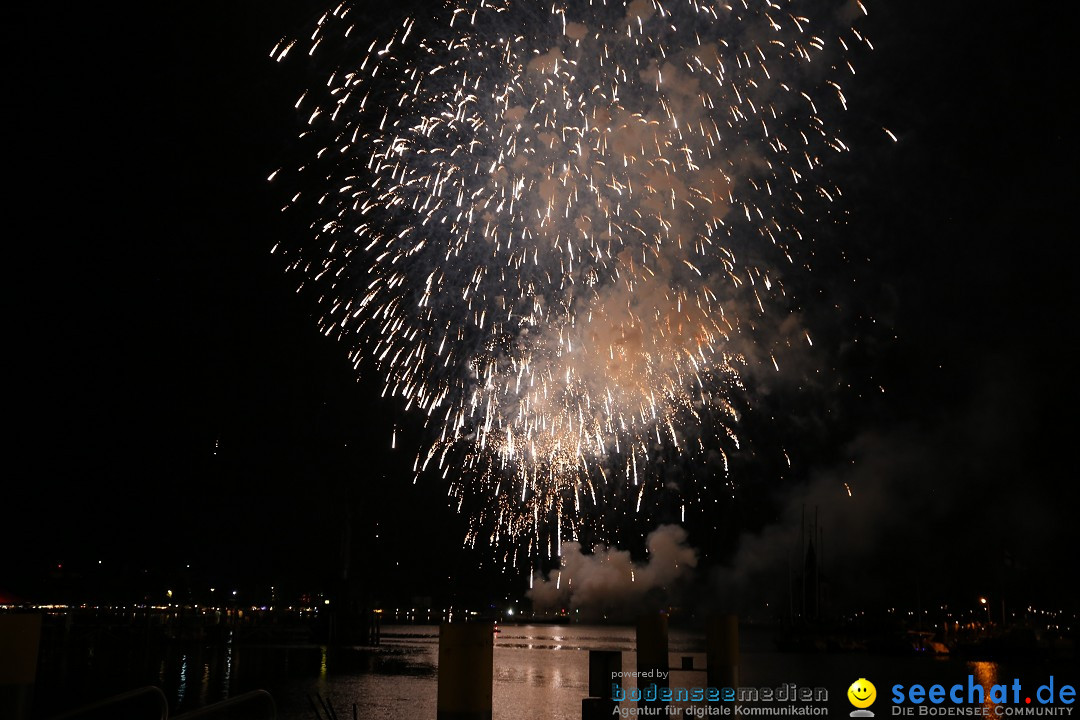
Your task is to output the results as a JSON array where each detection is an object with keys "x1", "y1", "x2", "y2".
[{"x1": 849, "y1": 679, "x2": 878, "y2": 718}]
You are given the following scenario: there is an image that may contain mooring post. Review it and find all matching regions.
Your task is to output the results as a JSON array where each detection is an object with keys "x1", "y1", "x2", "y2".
[
  {"x1": 706, "y1": 613, "x2": 739, "y2": 690},
  {"x1": 583, "y1": 649, "x2": 622, "y2": 720},
  {"x1": 0, "y1": 614, "x2": 42, "y2": 720},
  {"x1": 636, "y1": 613, "x2": 669, "y2": 711},
  {"x1": 437, "y1": 622, "x2": 493, "y2": 720}
]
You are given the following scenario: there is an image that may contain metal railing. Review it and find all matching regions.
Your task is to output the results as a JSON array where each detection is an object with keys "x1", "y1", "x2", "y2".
[{"x1": 173, "y1": 690, "x2": 277, "y2": 720}]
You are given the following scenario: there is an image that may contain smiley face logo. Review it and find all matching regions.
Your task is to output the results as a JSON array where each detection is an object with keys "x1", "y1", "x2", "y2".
[{"x1": 847, "y1": 678, "x2": 877, "y2": 713}]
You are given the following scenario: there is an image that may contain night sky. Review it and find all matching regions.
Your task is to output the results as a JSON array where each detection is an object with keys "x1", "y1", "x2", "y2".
[{"x1": 6, "y1": 1, "x2": 1078, "y2": 611}]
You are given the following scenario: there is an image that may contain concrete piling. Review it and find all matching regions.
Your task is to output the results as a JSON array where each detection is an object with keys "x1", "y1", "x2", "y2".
[
  {"x1": 0, "y1": 614, "x2": 42, "y2": 720},
  {"x1": 437, "y1": 623, "x2": 493, "y2": 720},
  {"x1": 635, "y1": 613, "x2": 669, "y2": 710},
  {"x1": 588, "y1": 649, "x2": 622, "y2": 699},
  {"x1": 583, "y1": 649, "x2": 622, "y2": 719},
  {"x1": 706, "y1": 614, "x2": 739, "y2": 690}
]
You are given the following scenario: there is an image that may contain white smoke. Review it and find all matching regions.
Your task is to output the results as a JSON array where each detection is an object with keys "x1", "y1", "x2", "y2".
[{"x1": 528, "y1": 524, "x2": 697, "y2": 619}]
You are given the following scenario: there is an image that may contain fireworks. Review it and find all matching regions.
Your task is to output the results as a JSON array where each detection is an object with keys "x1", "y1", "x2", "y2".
[{"x1": 273, "y1": 0, "x2": 870, "y2": 564}]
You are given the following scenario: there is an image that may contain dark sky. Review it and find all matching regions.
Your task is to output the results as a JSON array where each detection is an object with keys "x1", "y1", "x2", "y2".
[{"x1": 6, "y1": 1, "x2": 1078, "y2": 609}]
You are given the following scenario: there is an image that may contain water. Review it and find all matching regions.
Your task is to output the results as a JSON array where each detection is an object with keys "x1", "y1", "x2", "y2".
[
  {"x1": 35, "y1": 625, "x2": 1077, "y2": 719},
  {"x1": 256, "y1": 625, "x2": 648, "y2": 719}
]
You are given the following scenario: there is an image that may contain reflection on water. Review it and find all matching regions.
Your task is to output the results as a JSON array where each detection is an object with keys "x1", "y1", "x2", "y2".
[
  {"x1": 970, "y1": 660, "x2": 1001, "y2": 714},
  {"x1": 176, "y1": 654, "x2": 187, "y2": 705},
  {"x1": 35, "y1": 625, "x2": 1074, "y2": 720},
  {"x1": 200, "y1": 659, "x2": 210, "y2": 708},
  {"x1": 222, "y1": 635, "x2": 233, "y2": 699}
]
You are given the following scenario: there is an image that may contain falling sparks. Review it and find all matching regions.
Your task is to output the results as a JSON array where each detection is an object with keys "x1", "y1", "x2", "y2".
[{"x1": 276, "y1": 0, "x2": 871, "y2": 559}]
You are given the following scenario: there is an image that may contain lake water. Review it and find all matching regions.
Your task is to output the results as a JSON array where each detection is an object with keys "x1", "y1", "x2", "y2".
[{"x1": 34, "y1": 624, "x2": 1077, "y2": 719}]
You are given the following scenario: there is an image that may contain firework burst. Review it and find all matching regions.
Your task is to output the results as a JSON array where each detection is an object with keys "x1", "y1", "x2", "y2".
[{"x1": 272, "y1": 0, "x2": 871, "y2": 566}]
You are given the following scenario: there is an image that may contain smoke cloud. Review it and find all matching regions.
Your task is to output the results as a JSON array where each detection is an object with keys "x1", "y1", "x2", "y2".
[
  {"x1": 529, "y1": 524, "x2": 697, "y2": 619},
  {"x1": 708, "y1": 363, "x2": 1078, "y2": 615}
]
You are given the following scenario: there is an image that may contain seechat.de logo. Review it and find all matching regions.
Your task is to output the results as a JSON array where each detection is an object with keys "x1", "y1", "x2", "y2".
[{"x1": 849, "y1": 679, "x2": 878, "y2": 718}]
